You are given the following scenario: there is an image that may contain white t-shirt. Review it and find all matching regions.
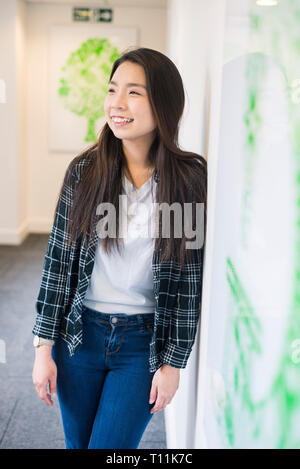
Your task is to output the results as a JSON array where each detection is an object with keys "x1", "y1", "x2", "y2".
[{"x1": 82, "y1": 168, "x2": 157, "y2": 315}]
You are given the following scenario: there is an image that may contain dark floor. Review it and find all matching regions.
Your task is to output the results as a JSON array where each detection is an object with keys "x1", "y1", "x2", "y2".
[{"x1": 0, "y1": 234, "x2": 166, "y2": 449}]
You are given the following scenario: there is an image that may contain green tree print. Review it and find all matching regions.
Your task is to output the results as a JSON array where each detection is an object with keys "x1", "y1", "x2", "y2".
[{"x1": 58, "y1": 38, "x2": 120, "y2": 142}]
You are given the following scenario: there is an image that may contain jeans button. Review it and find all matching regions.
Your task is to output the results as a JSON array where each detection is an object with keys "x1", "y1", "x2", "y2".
[{"x1": 112, "y1": 317, "x2": 118, "y2": 324}]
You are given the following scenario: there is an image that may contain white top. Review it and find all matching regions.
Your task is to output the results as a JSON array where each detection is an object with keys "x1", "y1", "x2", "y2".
[{"x1": 82, "y1": 168, "x2": 157, "y2": 315}]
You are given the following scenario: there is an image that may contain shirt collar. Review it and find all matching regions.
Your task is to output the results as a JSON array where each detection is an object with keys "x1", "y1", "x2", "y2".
[{"x1": 122, "y1": 168, "x2": 157, "y2": 197}]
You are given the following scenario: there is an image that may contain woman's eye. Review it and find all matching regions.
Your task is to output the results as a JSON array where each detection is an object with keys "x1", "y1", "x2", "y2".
[{"x1": 107, "y1": 89, "x2": 139, "y2": 95}]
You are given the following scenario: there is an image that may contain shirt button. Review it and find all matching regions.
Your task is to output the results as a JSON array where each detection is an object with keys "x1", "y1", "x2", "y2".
[{"x1": 112, "y1": 317, "x2": 118, "y2": 324}]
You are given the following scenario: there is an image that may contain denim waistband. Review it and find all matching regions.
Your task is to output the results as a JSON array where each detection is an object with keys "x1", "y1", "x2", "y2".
[{"x1": 81, "y1": 305, "x2": 155, "y2": 327}]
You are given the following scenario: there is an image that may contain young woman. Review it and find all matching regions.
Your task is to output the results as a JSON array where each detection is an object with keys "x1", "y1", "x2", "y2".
[{"x1": 32, "y1": 47, "x2": 207, "y2": 449}]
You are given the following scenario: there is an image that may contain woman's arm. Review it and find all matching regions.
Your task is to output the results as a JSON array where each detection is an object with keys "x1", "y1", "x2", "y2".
[
  {"x1": 149, "y1": 246, "x2": 204, "y2": 414},
  {"x1": 32, "y1": 163, "x2": 76, "y2": 406},
  {"x1": 32, "y1": 163, "x2": 76, "y2": 341},
  {"x1": 159, "y1": 246, "x2": 204, "y2": 368}
]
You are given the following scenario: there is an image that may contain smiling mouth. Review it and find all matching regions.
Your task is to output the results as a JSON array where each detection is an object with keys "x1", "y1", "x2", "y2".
[{"x1": 111, "y1": 118, "x2": 134, "y2": 126}]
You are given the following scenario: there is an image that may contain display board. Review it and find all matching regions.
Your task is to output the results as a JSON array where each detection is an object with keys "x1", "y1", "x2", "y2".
[{"x1": 203, "y1": 0, "x2": 300, "y2": 448}]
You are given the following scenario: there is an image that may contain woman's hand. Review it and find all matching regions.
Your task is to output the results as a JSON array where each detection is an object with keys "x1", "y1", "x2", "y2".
[
  {"x1": 149, "y1": 364, "x2": 180, "y2": 414},
  {"x1": 32, "y1": 346, "x2": 57, "y2": 407}
]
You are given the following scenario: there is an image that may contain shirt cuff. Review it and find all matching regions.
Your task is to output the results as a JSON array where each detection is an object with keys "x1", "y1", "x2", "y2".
[{"x1": 159, "y1": 343, "x2": 192, "y2": 369}]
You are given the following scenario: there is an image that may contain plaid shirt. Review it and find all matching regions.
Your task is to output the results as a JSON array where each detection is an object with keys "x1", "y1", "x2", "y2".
[{"x1": 32, "y1": 155, "x2": 205, "y2": 373}]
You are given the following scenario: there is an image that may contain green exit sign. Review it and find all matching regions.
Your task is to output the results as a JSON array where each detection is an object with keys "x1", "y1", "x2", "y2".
[
  {"x1": 73, "y1": 7, "x2": 93, "y2": 22},
  {"x1": 73, "y1": 7, "x2": 113, "y2": 23},
  {"x1": 94, "y1": 9, "x2": 113, "y2": 22}
]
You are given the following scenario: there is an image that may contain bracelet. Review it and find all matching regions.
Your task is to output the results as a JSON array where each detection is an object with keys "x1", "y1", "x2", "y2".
[{"x1": 33, "y1": 336, "x2": 55, "y2": 347}]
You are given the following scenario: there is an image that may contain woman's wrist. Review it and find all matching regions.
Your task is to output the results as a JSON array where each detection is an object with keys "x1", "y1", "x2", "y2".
[
  {"x1": 34, "y1": 345, "x2": 53, "y2": 357},
  {"x1": 161, "y1": 364, "x2": 180, "y2": 372},
  {"x1": 35, "y1": 344, "x2": 53, "y2": 351}
]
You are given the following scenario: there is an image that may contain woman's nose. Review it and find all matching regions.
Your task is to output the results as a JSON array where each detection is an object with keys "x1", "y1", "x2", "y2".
[{"x1": 111, "y1": 92, "x2": 127, "y2": 108}]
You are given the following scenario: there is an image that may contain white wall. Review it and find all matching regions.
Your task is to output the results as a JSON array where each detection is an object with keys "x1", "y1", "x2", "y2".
[
  {"x1": 165, "y1": 0, "x2": 227, "y2": 449},
  {"x1": 16, "y1": 0, "x2": 28, "y2": 242},
  {"x1": 0, "y1": 0, "x2": 28, "y2": 244},
  {"x1": 0, "y1": 0, "x2": 167, "y2": 243}
]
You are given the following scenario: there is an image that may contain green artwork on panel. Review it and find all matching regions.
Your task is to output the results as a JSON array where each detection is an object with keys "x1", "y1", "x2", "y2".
[
  {"x1": 58, "y1": 38, "x2": 120, "y2": 142},
  {"x1": 241, "y1": 52, "x2": 266, "y2": 250},
  {"x1": 214, "y1": 0, "x2": 300, "y2": 448},
  {"x1": 220, "y1": 258, "x2": 265, "y2": 446}
]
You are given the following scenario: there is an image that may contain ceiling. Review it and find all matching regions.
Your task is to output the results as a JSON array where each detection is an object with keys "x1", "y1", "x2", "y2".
[{"x1": 25, "y1": 0, "x2": 167, "y2": 7}]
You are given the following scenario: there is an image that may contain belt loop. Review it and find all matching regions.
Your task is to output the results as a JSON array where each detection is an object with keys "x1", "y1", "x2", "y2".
[{"x1": 137, "y1": 314, "x2": 144, "y2": 332}]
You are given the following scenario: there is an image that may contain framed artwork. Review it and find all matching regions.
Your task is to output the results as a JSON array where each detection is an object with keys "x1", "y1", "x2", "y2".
[{"x1": 48, "y1": 25, "x2": 138, "y2": 153}]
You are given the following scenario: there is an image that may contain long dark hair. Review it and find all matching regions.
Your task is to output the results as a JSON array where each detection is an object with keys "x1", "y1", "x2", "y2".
[{"x1": 56, "y1": 47, "x2": 207, "y2": 267}]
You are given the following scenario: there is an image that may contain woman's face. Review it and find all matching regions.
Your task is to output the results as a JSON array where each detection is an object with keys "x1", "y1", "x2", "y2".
[{"x1": 104, "y1": 61, "x2": 157, "y2": 143}]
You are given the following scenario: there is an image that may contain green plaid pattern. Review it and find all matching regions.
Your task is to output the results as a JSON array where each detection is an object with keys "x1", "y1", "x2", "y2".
[{"x1": 32, "y1": 154, "x2": 204, "y2": 373}]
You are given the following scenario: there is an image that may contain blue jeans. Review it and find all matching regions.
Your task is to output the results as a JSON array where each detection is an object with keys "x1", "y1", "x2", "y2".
[{"x1": 51, "y1": 306, "x2": 156, "y2": 449}]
